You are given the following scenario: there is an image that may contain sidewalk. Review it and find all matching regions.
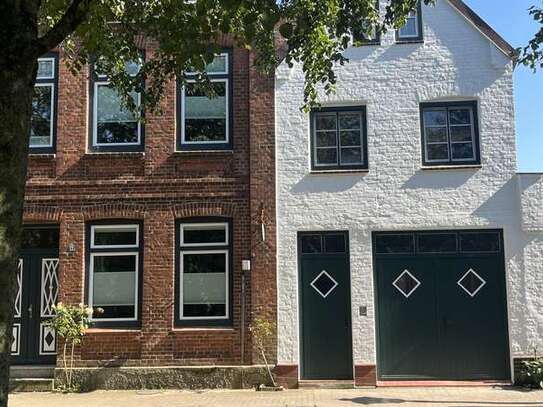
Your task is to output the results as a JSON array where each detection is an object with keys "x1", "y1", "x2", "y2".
[{"x1": 9, "y1": 387, "x2": 543, "y2": 407}]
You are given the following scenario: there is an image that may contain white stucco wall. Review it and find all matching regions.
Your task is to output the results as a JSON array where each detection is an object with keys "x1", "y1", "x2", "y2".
[{"x1": 275, "y1": 0, "x2": 543, "y2": 371}]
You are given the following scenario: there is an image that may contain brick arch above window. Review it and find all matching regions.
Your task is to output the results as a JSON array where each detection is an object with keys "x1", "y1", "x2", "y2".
[
  {"x1": 23, "y1": 205, "x2": 62, "y2": 223},
  {"x1": 172, "y1": 201, "x2": 238, "y2": 219},
  {"x1": 82, "y1": 203, "x2": 146, "y2": 221}
]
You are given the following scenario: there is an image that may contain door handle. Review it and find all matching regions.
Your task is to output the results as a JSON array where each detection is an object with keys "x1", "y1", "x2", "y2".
[{"x1": 28, "y1": 304, "x2": 33, "y2": 319}]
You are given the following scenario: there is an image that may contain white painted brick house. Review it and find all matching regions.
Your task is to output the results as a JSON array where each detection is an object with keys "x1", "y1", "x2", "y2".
[{"x1": 274, "y1": 0, "x2": 543, "y2": 387}]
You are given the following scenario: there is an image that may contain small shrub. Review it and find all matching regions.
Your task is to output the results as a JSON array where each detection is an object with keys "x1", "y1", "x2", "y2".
[
  {"x1": 46, "y1": 303, "x2": 93, "y2": 391},
  {"x1": 249, "y1": 317, "x2": 277, "y2": 388},
  {"x1": 522, "y1": 358, "x2": 543, "y2": 389}
]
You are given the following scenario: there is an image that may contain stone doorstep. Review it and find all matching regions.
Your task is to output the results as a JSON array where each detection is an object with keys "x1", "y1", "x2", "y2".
[
  {"x1": 298, "y1": 380, "x2": 355, "y2": 389},
  {"x1": 10, "y1": 365, "x2": 55, "y2": 379},
  {"x1": 9, "y1": 378, "x2": 54, "y2": 393}
]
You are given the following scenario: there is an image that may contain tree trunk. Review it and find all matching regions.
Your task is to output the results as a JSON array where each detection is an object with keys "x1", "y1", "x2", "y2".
[{"x1": 0, "y1": 58, "x2": 37, "y2": 406}]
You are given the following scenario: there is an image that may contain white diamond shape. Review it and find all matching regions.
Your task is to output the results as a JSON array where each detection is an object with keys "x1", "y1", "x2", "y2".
[
  {"x1": 310, "y1": 270, "x2": 339, "y2": 299},
  {"x1": 457, "y1": 268, "x2": 486, "y2": 297},
  {"x1": 392, "y1": 270, "x2": 421, "y2": 298}
]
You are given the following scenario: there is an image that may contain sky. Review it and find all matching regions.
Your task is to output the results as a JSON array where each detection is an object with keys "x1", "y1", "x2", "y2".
[{"x1": 463, "y1": 0, "x2": 543, "y2": 172}]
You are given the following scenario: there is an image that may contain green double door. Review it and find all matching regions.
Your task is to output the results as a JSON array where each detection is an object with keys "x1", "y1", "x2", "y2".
[
  {"x1": 374, "y1": 230, "x2": 510, "y2": 381},
  {"x1": 299, "y1": 232, "x2": 353, "y2": 380}
]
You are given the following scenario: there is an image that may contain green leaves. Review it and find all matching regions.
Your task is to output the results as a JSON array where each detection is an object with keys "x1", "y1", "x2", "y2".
[
  {"x1": 517, "y1": 4, "x2": 543, "y2": 71},
  {"x1": 36, "y1": 0, "x2": 438, "y2": 112},
  {"x1": 46, "y1": 302, "x2": 92, "y2": 344}
]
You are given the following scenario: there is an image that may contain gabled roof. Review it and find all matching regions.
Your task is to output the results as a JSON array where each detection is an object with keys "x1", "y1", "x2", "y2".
[{"x1": 448, "y1": 0, "x2": 517, "y2": 59}]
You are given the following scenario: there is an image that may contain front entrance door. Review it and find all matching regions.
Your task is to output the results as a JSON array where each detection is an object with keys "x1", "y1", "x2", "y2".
[
  {"x1": 374, "y1": 230, "x2": 510, "y2": 381},
  {"x1": 298, "y1": 232, "x2": 353, "y2": 380},
  {"x1": 11, "y1": 227, "x2": 59, "y2": 365}
]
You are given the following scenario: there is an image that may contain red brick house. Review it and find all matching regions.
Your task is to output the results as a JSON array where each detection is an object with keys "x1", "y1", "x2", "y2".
[{"x1": 12, "y1": 38, "x2": 277, "y2": 389}]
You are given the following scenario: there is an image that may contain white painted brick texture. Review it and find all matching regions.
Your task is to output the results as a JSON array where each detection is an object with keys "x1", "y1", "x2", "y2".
[{"x1": 275, "y1": 0, "x2": 543, "y2": 368}]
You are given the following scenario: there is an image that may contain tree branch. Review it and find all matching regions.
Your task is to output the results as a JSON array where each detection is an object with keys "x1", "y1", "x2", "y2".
[{"x1": 33, "y1": 0, "x2": 93, "y2": 56}]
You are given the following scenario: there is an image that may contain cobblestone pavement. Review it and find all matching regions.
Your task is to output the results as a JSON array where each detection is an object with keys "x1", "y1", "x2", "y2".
[{"x1": 9, "y1": 387, "x2": 543, "y2": 407}]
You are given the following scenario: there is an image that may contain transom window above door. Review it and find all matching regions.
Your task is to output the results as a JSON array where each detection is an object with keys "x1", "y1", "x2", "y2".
[
  {"x1": 177, "y1": 52, "x2": 232, "y2": 151},
  {"x1": 176, "y1": 219, "x2": 232, "y2": 326},
  {"x1": 86, "y1": 222, "x2": 142, "y2": 327},
  {"x1": 89, "y1": 59, "x2": 144, "y2": 152},
  {"x1": 30, "y1": 54, "x2": 58, "y2": 154},
  {"x1": 310, "y1": 106, "x2": 368, "y2": 171},
  {"x1": 420, "y1": 101, "x2": 481, "y2": 166}
]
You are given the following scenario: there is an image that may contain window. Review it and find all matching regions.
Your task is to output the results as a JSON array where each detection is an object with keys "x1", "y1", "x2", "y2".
[
  {"x1": 310, "y1": 106, "x2": 368, "y2": 171},
  {"x1": 352, "y1": 2, "x2": 380, "y2": 45},
  {"x1": 86, "y1": 223, "x2": 142, "y2": 326},
  {"x1": 89, "y1": 60, "x2": 143, "y2": 152},
  {"x1": 396, "y1": 3, "x2": 423, "y2": 42},
  {"x1": 420, "y1": 101, "x2": 480, "y2": 166},
  {"x1": 30, "y1": 55, "x2": 58, "y2": 153},
  {"x1": 177, "y1": 52, "x2": 232, "y2": 150},
  {"x1": 176, "y1": 219, "x2": 232, "y2": 326},
  {"x1": 300, "y1": 232, "x2": 347, "y2": 254}
]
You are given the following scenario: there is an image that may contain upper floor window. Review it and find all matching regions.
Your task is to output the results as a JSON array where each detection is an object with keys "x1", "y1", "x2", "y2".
[
  {"x1": 86, "y1": 222, "x2": 142, "y2": 327},
  {"x1": 352, "y1": 2, "x2": 380, "y2": 45},
  {"x1": 397, "y1": 3, "x2": 423, "y2": 42},
  {"x1": 420, "y1": 101, "x2": 481, "y2": 166},
  {"x1": 175, "y1": 219, "x2": 232, "y2": 326},
  {"x1": 177, "y1": 52, "x2": 232, "y2": 151},
  {"x1": 89, "y1": 60, "x2": 143, "y2": 152},
  {"x1": 30, "y1": 54, "x2": 58, "y2": 154},
  {"x1": 310, "y1": 106, "x2": 368, "y2": 171}
]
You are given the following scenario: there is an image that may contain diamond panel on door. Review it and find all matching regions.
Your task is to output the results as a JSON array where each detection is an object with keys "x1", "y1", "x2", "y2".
[
  {"x1": 39, "y1": 258, "x2": 59, "y2": 355},
  {"x1": 392, "y1": 270, "x2": 421, "y2": 298},
  {"x1": 310, "y1": 270, "x2": 338, "y2": 298},
  {"x1": 457, "y1": 268, "x2": 486, "y2": 297}
]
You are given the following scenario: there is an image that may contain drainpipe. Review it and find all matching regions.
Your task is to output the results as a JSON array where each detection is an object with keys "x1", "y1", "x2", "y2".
[{"x1": 240, "y1": 260, "x2": 251, "y2": 366}]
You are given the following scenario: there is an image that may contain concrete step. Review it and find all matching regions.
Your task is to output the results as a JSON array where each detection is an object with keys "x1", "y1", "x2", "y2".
[
  {"x1": 10, "y1": 365, "x2": 55, "y2": 379},
  {"x1": 9, "y1": 378, "x2": 54, "y2": 392},
  {"x1": 298, "y1": 380, "x2": 355, "y2": 389}
]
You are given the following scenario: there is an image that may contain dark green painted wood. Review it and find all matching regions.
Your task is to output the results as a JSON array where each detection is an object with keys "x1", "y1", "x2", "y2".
[
  {"x1": 375, "y1": 241, "x2": 510, "y2": 381},
  {"x1": 299, "y1": 232, "x2": 352, "y2": 380}
]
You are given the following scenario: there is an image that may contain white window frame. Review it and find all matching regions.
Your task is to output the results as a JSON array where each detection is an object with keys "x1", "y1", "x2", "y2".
[
  {"x1": 423, "y1": 106, "x2": 477, "y2": 164},
  {"x1": 30, "y1": 83, "x2": 55, "y2": 149},
  {"x1": 180, "y1": 222, "x2": 229, "y2": 247},
  {"x1": 90, "y1": 224, "x2": 140, "y2": 249},
  {"x1": 92, "y1": 81, "x2": 142, "y2": 148},
  {"x1": 88, "y1": 251, "x2": 139, "y2": 322},
  {"x1": 185, "y1": 53, "x2": 229, "y2": 76},
  {"x1": 36, "y1": 57, "x2": 56, "y2": 80},
  {"x1": 398, "y1": 9, "x2": 420, "y2": 39},
  {"x1": 179, "y1": 249, "x2": 229, "y2": 321},
  {"x1": 180, "y1": 78, "x2": 230, "y2": 146}
]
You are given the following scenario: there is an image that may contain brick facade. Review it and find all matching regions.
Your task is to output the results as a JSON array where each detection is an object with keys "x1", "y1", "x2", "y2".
[{"x1": 23, "y1": 39, "x2": 276, "y2": 368}]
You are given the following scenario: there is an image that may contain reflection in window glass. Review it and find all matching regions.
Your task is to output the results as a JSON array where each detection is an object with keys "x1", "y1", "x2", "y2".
[
  {"x1": 95, "y1": 85, "x2": 140, "y2": 145},
  {"x1": 184, "y1": 81, "x2": 227, "y2": 143},
  {"x1": 375, "y1": 234, "x2": 415, "y2": 254},
  {"x1": 460, "y1": 232, "x2": 500, "y2": 252},
  {"x1": 30, "y1": 85, "x2": 53, "y2": 147},
  {"x1": 301, "y1": 235, "x2": 322, "y2": 254}
]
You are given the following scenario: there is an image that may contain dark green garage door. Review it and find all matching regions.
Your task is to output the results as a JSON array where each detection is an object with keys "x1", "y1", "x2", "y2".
[{"x1": 374, "y1": 230, "x2": 510, "y2": 381}]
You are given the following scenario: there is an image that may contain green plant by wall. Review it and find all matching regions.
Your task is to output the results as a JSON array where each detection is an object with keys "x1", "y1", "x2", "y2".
[
  {"x1": 522, "y1": 358, "x2": 543, "y2": 389},
  {"x1": 46, "y1": 303, "x2": 93, "y2": 392},
  {"x1": 249, "y1": 317, "x2": 277, "y2": 388}
]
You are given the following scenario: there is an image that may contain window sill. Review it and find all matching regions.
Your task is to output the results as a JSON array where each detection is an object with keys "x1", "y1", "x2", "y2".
[
  {"x1": 86, "y1": 328, "x2": 141, "y2": 333},
  {"x1": 85, "y1": 151, "x2": 145, "y2": 156},
  {"x1": 172, "y1": 327, "x2": 235, "y2": 332},
  {"x1": 396, "y1": 39, "x2": 424, "y2": 45},
  {"x1": 310, "y1": 169, "x2": 369, "y2": 175},
  {"x1": 29, "y1": 153, "x2": 56, "y2": 158},
  {"x1": 421, "y1": 164, "x2": 482, "y2": 171},
  {"x1": 173, "y1": 149, "x2": 234, "y2": 154}
]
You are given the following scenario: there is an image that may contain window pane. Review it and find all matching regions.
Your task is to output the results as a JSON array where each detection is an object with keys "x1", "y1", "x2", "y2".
[
  {"x1": 301, "y1": 235, "x2": 322, "y2": 254},
  {"x1": 125, "y1": 60, "x2": 141, "y2": 76},
  {"x1": 316, "y1": 131, "x2": 337, "y2": 147},
  {"x1": 206, "y1": 55, "x2": 227, "y2": 73},
  {"x1": 315, "y1": 114, "x2": 336, "y2": 131},
  {"x1": 399, "y1": 15, "x2": 417, "y2": 37},
  {"x1": 316, "y1": 148, "x2": 338, "y2": 165},
  {"x1": 339, "y1": 113, "x2": 361, "y2": 130},
  {"x1": 450, "y1": 126, "x2": 472, "y2": 142},
  {"x1": 424, "y1": 110, "x2": 447, "y2": 126},
  {"x1": 324, "y1": 235, "x2": 346, "y2": 253},
  {"x1": 449, "y1": 108, "x2": 471, "y2": 125},
  {"x1": 427, "y1": 143, "x2": 449, "y2": 161},
  {"x1": 93, "y1": 226, "x2": 138, "y2": 247},
  {"x1": 451, "y1": 142, "x2": 474, "y2": 160},
  {"x1": 183, "y1": 224, "x2": 227, "y2": 245},
  {"x1": 417, "y1": 233, "x2": 457, "y2": 253},
  {"x1": 96, "y1": 85, "x2": 139, "y2": 144},
  {"x1": 93, "y1": 255, "x2": 136, "y2": 273},
  {"x1": 30, "y1": 86, "x2": 52, "y2": 146},
  {"x1": 341, "y1": 147, "x2": 363, "y2": 164},
  {"x1": 340, "y1": 130, "x2": 362, "y2": 146},
  {"x1": 183, "y1": 252, "x2": 226, "y2": 317},
  {"x1": 375, "y1": 234, "x2": 414, "y2": 254},
  {"x1": 21, "y1": 228, "x2": 59, "y2": 249},
  {"x1": 184, "y1": 82, "x2": 227, "y2": 142},
  {"x1": 460, "y1": 232, "x2": 500, "y2": 252},
  {"x1": 425, "y1": 127, "x2": 447, "y2": 143},
  {"x1": 37, "y1": 59, "x2": 54, "y2": 79}
]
